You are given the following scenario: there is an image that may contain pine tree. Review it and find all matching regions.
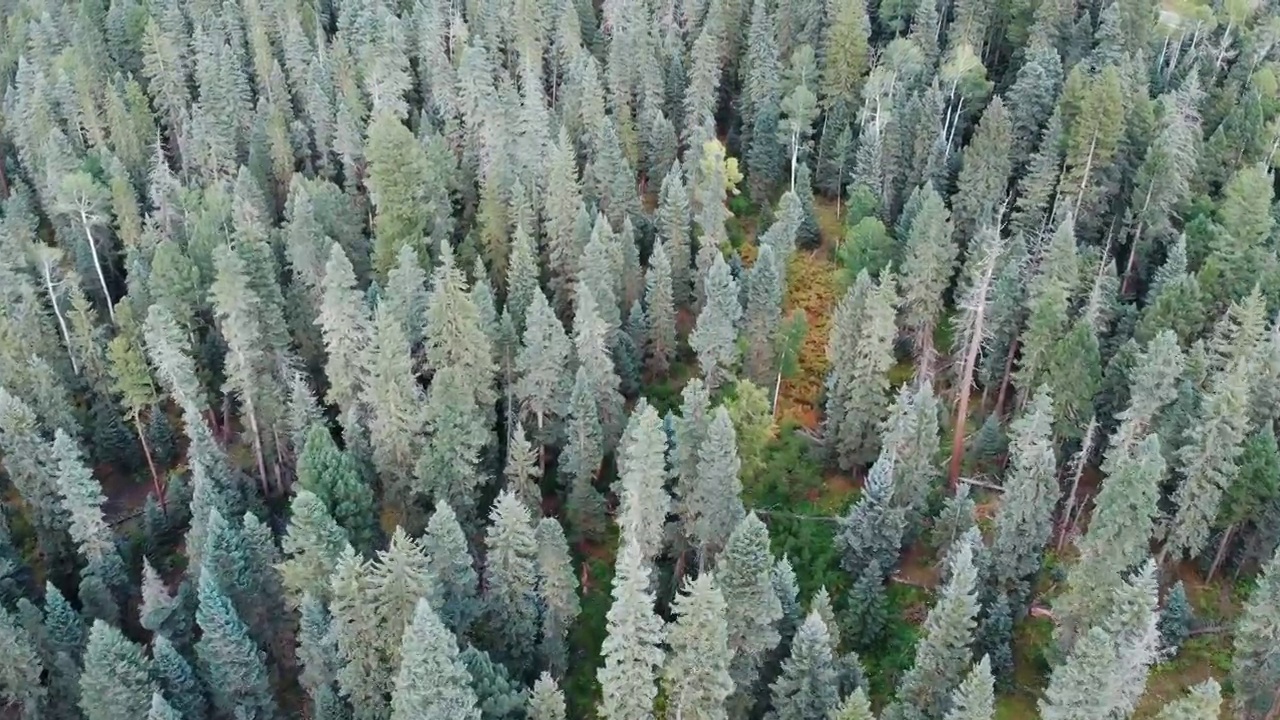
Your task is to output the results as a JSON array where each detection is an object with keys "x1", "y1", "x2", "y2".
[
  {"x1": 883, "y1": 530, "x2": 981, "y2": 720},
  {"x1": 460, "y1": 644, "x2": 528, "y2": 719},
  {"x1": 423, "y1": 502, "x2": 481, "y2": 637},
  {"x1": 0, "y1": 388, "x2": 69, "y2": 563},
  {"x1": 279, "y1": 490, "x2": 349, "y2": 607},
  {"x1": 833, "y1": 688, "x2": 875, "y2": 720},
  {"x1": 152, "y1": 632, "x2": 208, "y2": 720},
  {"x1": 616, "y1": 402, "x2": 673, "y2": 562},
  {"x1": 644, "y1": 238, "x2": 678, "y2": 376},
  {"x1": 1168, "y1": 290, "x2": 1267, "y2": 561},
  {"x1": 364, "y1": 302, "x2": 426, "y2": 505},
  {"x1": 1156, "y1": 680, "x2": 1222, "y2": 720},
  {"x1": 562, "y1": 367, "x2": 607, "y2": 540},
  {"x1": 689, "y1": 406, "x2": 746, "y2": 564},
  {"x1": 657, "y1": 161, "x2": 694, "y2": 304},
  {"x1": 528, "y1": 673, "x2": 567, "y2": 720},
  {"x1": 516, "y1": 288, "x2": 573, "y2": 449},
  {"x1": 663, "y1": 574, "x2": 734, "y2": 720},
  {"x1": 899, "y1": 184, "x2": 956, "y2": 373},
  {"x1": 390, "y1": 599, "x2": 482, "y2": 720},
  {"x1": 689, "y1": 251, "x2": 743, "y2": 391},
  {"x1": 535, "y1": 518, "x2": 580, "y2": 677},
  {"x1": 296, "y1": 424, "x2": 378, "y2": 553},
  {"x1": 80, "y1": 620, "x2": 156, "y2": 720},
  {"x1": 417, "y1": 365, "x2": 489, "y2": 520},
  {"x1": 837, "y1": 455, "x2": 907, "y2": 580},
  {"x1": 1231, "y1": 546, "x2": 1280, "y2": 719},
  {"x1": 506, "y1": 422, "x2": 543, "y2": 514},
  {"x1": 148, "y1": 692, "x2": 182, "y2": 720},
  {"x1": 318, "y1": 244, "x2": 372, "y2": 416},
  {"x1": 743, "y1": 244, "x2": 784, "y2": 386},
  {"x1": 952, "y1": 98, "x2": 1013, "y2": 241},
  {"x1": 1158, "y1": 581, "x2": 1194, "y2": 655},
  {"x1": 881, "y1": 381, "x2": 943, "y2": 528},
  {"x1": 544, "y1": 128, "x2": 587, "y2": 314},
  {"x1": 573, "y1": 291, "x2": 625, "y2": 446},
  {"x1": 43, "y1": 581, "x2": 83, "y2": 662},
  {"x1": 366, "y1": 112, "x2": 441, "y2": 277},
  {"x1": 944, "y1": 656, "x2": 995, "y2": 720},
  {"x1": 483, "y1": 491, "x2": 541, "y2": 675},
  {"x1": 673, "y1": 378, "x2": 713, "y2": 542},
  {"x1": 424, "y1": 245, "x2": 498, "y2": 411},
  {"x1": 139, "y1": 559, "x2": 192, "y2": 650},
  {"x1": 330, "y1": 547, "x2": 387, "y2": 717},
  {"x1": 194, "y1": 572, "x2": 277, "y2": 720},
  {"x1": 0, "y1": 603, "x2": 46, "y2": 717},
  {"x1": 1039, "y1": 562, "x2": 1161, "y2": 720},
  {"x1": 990, "y1": 389, "x2": 1057, "y2": 597},
  {"x1": 824, "y1": 270, "x2": 898, "y2": 470},
  {"x1": 768, "y1": 611, "x2": 840, "y2": 720},
  {"x1": 53, "y1": 429, "x2": 125, "y2": 606},
  {"x1": 598, "y1": 539, "x2": 666, "y2": 720},
  {"x1": 716, "y1": 513, "x2": 783, "y2": 714}
]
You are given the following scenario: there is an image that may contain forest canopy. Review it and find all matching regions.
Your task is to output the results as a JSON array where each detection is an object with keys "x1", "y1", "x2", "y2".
[{"x1": 1, "y1": 0, "x2": 1280, "y2": 717}]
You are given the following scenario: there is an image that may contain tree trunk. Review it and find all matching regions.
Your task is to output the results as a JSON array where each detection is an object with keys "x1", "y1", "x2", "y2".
[
  {"x1": 41, "y1": 260, "x2": 80, "y2": 375},
  {"x1": 1057, "y1": 417, "x2": 1097, "y2": 552},
  {"x1": 948, "y1": 307, "x2": 987, "y2": 490},
  {"x1": 135, "y1": 416, "x2": 166, "y2": 514},
  {"x1": 80, "y1": 216, "x2": 116, "y2": 322},
  {"x1": 994, "y1": 338, "x2": 1019, "y2": 419},
  {"x1": 1206, "y1": 523, "x2": 1235, "y2": 582},
  {"x1": 244, "y1": 402, "x2": 272, "y2": 498},
  {"x1": 772, "y1": 370, "x2": 783, "y2": 418}
]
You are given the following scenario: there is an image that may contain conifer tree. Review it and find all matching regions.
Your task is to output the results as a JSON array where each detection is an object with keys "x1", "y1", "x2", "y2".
[
  {"x1": 544, "y1": 128, "x2": 587, "y2": 314},
  {"x1": 423, "y1": 502, "x2": 481, "y2": 637},
  {"x1": 365, "y1": 303, "x2": 426, "y2": 504},
  {"x1": 562, "y1": 367, "x2": 607, "y2": 540},
  {"x1": 663, "y1": 574, "x2": 734, "y2": 720},
  {"x1": 657, "y1": 161, "x2": 694, "y2": 303},
  {"x1": 690, "y1": 251, "x2": 743, "y2": 391},
  {"x1": 1039, "y1": 562, "x2": 1161, "y2": 720},
  {"x1": 944, "y1": 656, "x2": 995, "y2": 720},
  {"x1": 990, "y1": 389, "x2": 1057, "y2": 598},
  {"x1": 616, "y1": 402, "x2": 673, "y2": 562},
  {"x1": 824, "y1": 270, "x2": 898, "y2": 470},
  {"x1": 644, "y1": 238, "x2": 678, "y2": 376},
  {"x1": 366, "y1": 112, "x2": 440, "y2": 277},
  {"x1": 148, "y1": 692, "x2": 182, "y2": 720},
  {"x1": 573, "y1": 291, "x2": 626, "y2": 446},
  {"x1": 689, "y1": 406, "x2": 746, "y2": 564},
  {"x1": 743, "y1": 244, "x2": 784, "y2": 386},
  {"x1": 330, "y1": 547, "x2": 387, "y2": 718},
  {"x1": 506, "y1": 224, "x2": 541, "y2": 335},
  {"x1": 279, "y1": 490, "x2": 349, "y2": 608},
  {"x1": 1156, "y1": 680, "x2": 1222, "y2": 720},
  {"x1": 837, "y1": 456, "x2": 907, "y2": 580},
  {"x1": 43, "y1": 581, "x2": 83, "y2": 662},
  {"x1": 535, "y1": 518, "x2": 580, "y2": 678},
  {"x1": 716, "y1": 513, "x2": 783, "y2": 715},
  {"x1": 390, "y1": 599, "x2": 482, "y2": 720},
  {"x1": 506, "y1": 422, "x2": 543, "y2": 513},
  {"x1": 296, "y1": 424, "x2": 378, "y2": 553},
  {"x1": 318, "y1": 244, "x2": 372, "y2": 416},
  {"x1": 598, "y1": 540, "x2": 666, "y2": 720},
  {"x1": 833, "y1": 688, "x2": 875, "y2": 720},
  {"x1": 417, "y1": 365, "x2": 489, "y2": 520},
  {"x1": 1168, "y1": 290, "x2": 1267, "y2": 561},
  {"x1": 899, "y1": 184, "x2": 956, "y2": 374},
  {"x1": 952, "y1": 98, "x2": 1012, "y2": 241},
  {"x1": 1231, "y1": 546, "x2": 1280, "y2": 719},
  {"x1": 769, "y1": 611, "x2": 840, "y2": 720},
  {"x1": 194, "y1": 571, "x2": 277, "y2": 720},
  {"x1": 483, "y1": 491, "x2": 541, "y2": 675},
  {"x1": 152, "y1": 633, "x2": 208, "y2": 720},
  {"x1": 881, "y1": 382, "x2": 943, "y2": 527},
  {"x1": 528, "y1": 673, "x2": 567, "y2": 720},
  {"x1": 0, "y1": 387, "x2": 70, "y2": 563},
  {"x1": 0, "y1": 604, "x2": 45, "y2": 717},
  {"x1": 383, "y1": 244, "x2": 430, "y2": 348},
  {"x1": 673, "y1": 378, "x2": 713, "y2": 539},
  {"x1": 53, "y1": 429, "x2": 125, "y2": 604},
  {"x1": 81, "y1": 619, "x2": 155, "y2": 720},
  {"x1": 139, "y1": 559, "x2": 192, "y2": 650},
  {"x1": 517, "y1": 288, "x2": 573, "y2": 450},
  {"x1": 883, "y1": 530, "x2": 981, "y2": 720},
  {"x1": 424, "y1": 246, "x2": 498, "y2": 411}
]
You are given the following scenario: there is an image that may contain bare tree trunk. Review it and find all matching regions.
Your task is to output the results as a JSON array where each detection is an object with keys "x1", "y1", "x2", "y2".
[
  {"x1": 994, "y1": 338, "x2": 1019, "y2": 419},
  {"x1": 40, "y1": 259, "x2": 80, "y2": 375},
  {"x1": 1057, "y1": 416, "x2": 1097, "y2": 552},
  {"x1": 79, "y1": 216, "x2": 116, "y2": 322},
  {"x1": 949, "y1": 307, "x2": 986, "y2": 490},
  {"x1": 1206, "y1": 523, "x2": 1235, "y2": 582},
  {"x1": 772, "y1": 370, "x2": 783, "y2": 418},
  {"x1": 244, "y1": 402, "x2": 271, "y2": 498},
  {"x1": 135, "y1": 415, "x2": 166, "y2": 514}
]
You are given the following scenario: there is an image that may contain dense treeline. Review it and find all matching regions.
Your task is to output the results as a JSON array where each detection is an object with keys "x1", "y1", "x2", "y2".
[{"x1": 0, "y1": 0, "x2": 1279, "y2": 717}]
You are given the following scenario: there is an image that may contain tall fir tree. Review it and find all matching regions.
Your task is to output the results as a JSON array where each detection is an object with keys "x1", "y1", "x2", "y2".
[
  {"x1": 1230, "y1": 545, "x2": 1280, "y2": 719},
  {"x1": 989, "y1": 389, "x2": 1057, "y2": 599},
  {"x1": 390, "y1": 599, "x2": 482, "y2": 720},
  {"x1": 663, "y1": 574, "x2": 734, "y2": 720},
  {"x1": 80, "y1": 620, "x2": 156, "y2": 720},
  {"x1": 616, "y1": 402, "x2": 673, "y2": 563},
  {"x1": 483, "y1": 491, "x2": 542, "y2": 675},
  {"x1": 824, "y1": 270, "x2": 898, "y2": 470},
  {"x1": 768, "y1": 611, "x2": 840, "y2": 720},
  {"x1": 535, "y1": 517, "x2": 580, "y2": 678},
  {"x1": 716, "y1": 513, "x2": 783, "y2": 716},
  {"x1": 423, "y1": 502, "x2": 481, "y2": 637},
  {"x1": 597, "y1": 540, "x2": 666, "y2": 720}
]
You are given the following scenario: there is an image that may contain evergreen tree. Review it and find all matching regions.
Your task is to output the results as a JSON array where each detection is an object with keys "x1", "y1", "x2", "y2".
[
  {"x1": 952, "y1": 98, "x2": 1012, "y2": 241},
  {"x1": 390, "y1": 599, "x2": 482, "y2": 720},
  {"x1": 598, "y1": 540, "x2": 665, "y2": 720},
  {"x1": 80, "y1": 619, "x2": 156, "y2": 720},
  {"x1": 562, "y1": 367, "x2": 607, "y2": 540},
  {"x1": 535, "y1": 517, "x2": 580, "y2": 677},
  {"x1": 365, "y1": 303, "x2": 426, "y2": 506},
  {"x1": 368, "y1": 528, "x2": 435, "y2": 678},
  {"x1": 506, "y1": 422, "x2": 543, "y2": 513},
  {"x1": 53, "y1": 429, "x2": 125, "y2": 611},
  {"x1": 461, "y1": 645, "x2": 527, "y2": 720},
  {"x1": 330, "y1": 547, "x2": 387, "y2": 718},
  {"x1": 616, "y1": 402, "x2": 673, "y2": 563},
  {"x1": 483, "y1": 491, "x2": 541, "y2": 675},
  {"x1": 690, "y1": 406, "x2": 747, "y2": 564},
  {"x1": 423, "y1": 246, "x2": 498, "y2": 411},
  {"x1": 943, "y1": 656, "x2": 995, "y2": 720},
  {"x1": 296, "y1": 424, "x2": 378, "y2": 553},
  {"x1": 716, "y1": 513, "x2": 783, "y2": 715},
  {"x1": 0, "y1": 604, "x2": 46, "y2": 717},
  {"x1": 743, "y1": 244, "x2": 784, "y2": 386},
  {"x1": 417, "y1": 365, "x2": 489, "y2": 520},
  {"x1": 1156, "y1": 680, "x2": 1222, "y2": 720},
  {"x1": 824, "y1": 270, "x2": 898, "y2": 470},
  {"x1": 881, "y1": 381, "x2": 943, "y2": 528},
  {"x1": 644, "y1": 238, "x2": 678, "y2": 376},
  {"x1": 139, "y1": 559, "x2": 192, "y2": 650},
  {"x1": 517, "y1": 289, "x2": 572, "y2": 449},
  {"x1": 194, "y1": 572, "x2": 277, "y2": 720},
  {"x1": 690, "y1": 252, "x2": 743, "y2": 391},
  {"x1": 152, "y1": 633, "x2": 208, "y2": 720},
  {"x1": 280, "y1": 486, "x2": 350, "y2": 604},
  {"x1": 366, "y1": 112, "x2": 442, "y2": 277},
  {"x1": 318, "y1": 244, "x2": 372, "y2": 416},
  {"x1": 990, "y1": 390, "x2": 1057, "y2": 597},
  {"x1": 1231, "y1": 546, "x2": 1280, "y2": 719},
  {"x1": 837, "y1": 456, "x2": 907, "y2": 580},
  {"x1": 768, "y1": 611, "x2": 840, "y2": 720},
  {"x1": 656, "y1": 161, "x2": 694, "y2": 304},
  {"x1": 148, "y1": 693, "x2": 182, "y2": 720},
  {"x1": 424, "y1": 502, "x2": 481, "y2": 637},
  {"x1": 528, "y1": 673, "x2": 567, "y2": 720},
  {"x1": 883, "y1": 530, "x2": 981, "y2": 720},
  {"x1": 664, "y1": 574, "x2": 734, "y2": 720},
  {"x1": 833, "y1": 688, "x2": 875, "y2": 720},
  {"x1": 899, "y1": 184, "x2": 957, "y2": 374},
  {"x1": 1158, "y1": 581, "x2": 1193, "y2": 655}
]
